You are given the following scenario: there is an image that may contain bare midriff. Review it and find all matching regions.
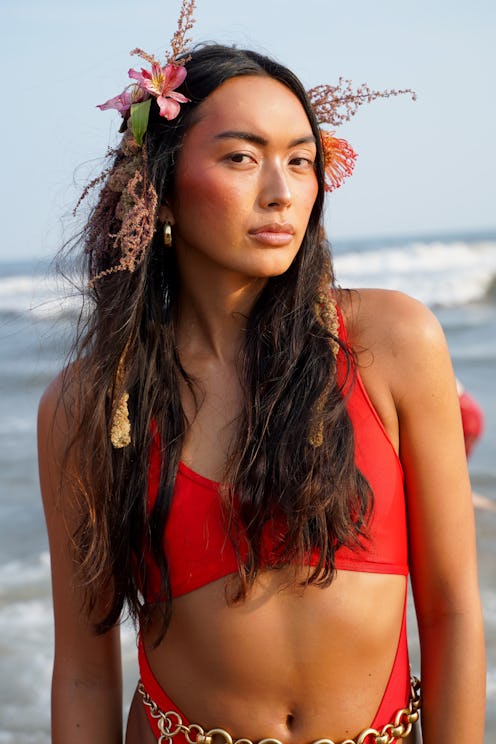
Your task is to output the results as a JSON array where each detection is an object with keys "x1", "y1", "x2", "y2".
[{"x1": 125, "y1": 568, "x2": 407, "y2": 744}]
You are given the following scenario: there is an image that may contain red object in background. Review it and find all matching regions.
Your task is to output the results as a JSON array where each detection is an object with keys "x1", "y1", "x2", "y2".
[{"x1": 459, "y1": 390, "x2": 484, "y2": 457}]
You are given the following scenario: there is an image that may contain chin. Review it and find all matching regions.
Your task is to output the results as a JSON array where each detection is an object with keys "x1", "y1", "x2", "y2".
[{"x1": 247, "y1": 253, "x2": 299, "y2": 279}]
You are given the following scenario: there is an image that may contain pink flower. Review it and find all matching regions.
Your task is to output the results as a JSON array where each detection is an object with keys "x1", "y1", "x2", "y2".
[
  {"x1": 97, "y1": 85, "x2": 149, "y2": 115},
  {"x1": 128, "y1": 62, "x2": 189, "y2": 120}
]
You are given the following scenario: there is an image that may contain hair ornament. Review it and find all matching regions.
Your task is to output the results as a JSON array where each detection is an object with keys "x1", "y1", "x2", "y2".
[
  {"x1": 314, "y1": 287, "x2": 339, "y2": 359},
  {"x1": 98, "y1": 0, "x2": 197, "y2": 146},
  {"x1": 163, "y1": 221, "x2": 173, "y2": 247},
  {"x1": 110, "y1": 342, "x2": 132, "y2": 448},
  {"x1": 308, "y1": 78, "x2": 416, "y2": 192},
  {"x1": 307, "y1": 79, "x2": 417, "y2": 129},
  {"x1": 319, "y1": 131, "x2": 357, "y2": 193},
  {"x1": 96, "y1": 0, "x2": 415, "y2": 187},
  {"x1": 89, "y1": 146, "x2": 159, "y2": 286},
  {"x1": 111, "y1": 390, "x2": 131, "y2": 449},
  {"x1": 308, "y1": 287, "x2": 340, "y2": 447}
]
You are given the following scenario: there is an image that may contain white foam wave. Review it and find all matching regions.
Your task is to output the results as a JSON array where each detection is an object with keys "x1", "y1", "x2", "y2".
[
  {"x1": 2, "y1": 239, "x2": 496, "y2": 319},
  {"x1": 488, "y1": 668, "x2": 496, "y2": 702},
  {"x1": 0, "y1": 553, "x2": 138, "y2": 743},
  {"x1": 482, "y1": 588, "x2": 496, "y2": 626},
  {"x1": 0, "y1": 552, "x2": 50, "y2": 595},
  {"x1": 0, "y1": 415, "x2": 34, "y2": 438},
  {"x1": 0, "y1": 598, "x2": 52, "y2": 743},
  {"x1": 0, "y1": 554, "x2": 494, "y2": 740},
  {"x1": 334, "y1": 240, "x2": 496, "y2": 307},
  {"x1": 0, "y1": 274, "x2": 82, "y2": 319}
]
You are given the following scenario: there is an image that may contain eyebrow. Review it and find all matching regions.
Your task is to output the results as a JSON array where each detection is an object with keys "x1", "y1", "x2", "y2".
[{"x1": 214, "y1": 130, "x2": 316, "y2": 147}]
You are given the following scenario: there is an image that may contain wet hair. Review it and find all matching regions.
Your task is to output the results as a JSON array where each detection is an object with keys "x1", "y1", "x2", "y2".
[{"x1": 63, "y1": 44, "x2": 371, "y2": 639}]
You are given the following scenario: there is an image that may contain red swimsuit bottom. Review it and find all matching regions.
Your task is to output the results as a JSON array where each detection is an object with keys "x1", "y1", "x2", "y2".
[{"x1": 139, "y1": 307, "x2": 411, "y2": 742}]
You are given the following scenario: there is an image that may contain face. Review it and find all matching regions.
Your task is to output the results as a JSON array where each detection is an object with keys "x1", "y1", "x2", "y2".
[{"x1": 163, "y1": 75, "x2": 319, "y2": 283}]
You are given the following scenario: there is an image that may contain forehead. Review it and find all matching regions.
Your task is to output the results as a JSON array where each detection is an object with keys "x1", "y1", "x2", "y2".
[{"x1": 188, "y1": 75, "x2": 314, "y2": 141}]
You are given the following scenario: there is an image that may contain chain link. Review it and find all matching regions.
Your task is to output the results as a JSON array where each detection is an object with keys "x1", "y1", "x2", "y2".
[{"x1": 138, "y1": 676, "x2": 421, "y2": 744}]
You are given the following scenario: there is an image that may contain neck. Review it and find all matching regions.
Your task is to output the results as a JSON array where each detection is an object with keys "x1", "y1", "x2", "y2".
[{"x1": 175, "y1": 262, "x2": 266, "y2": 362}]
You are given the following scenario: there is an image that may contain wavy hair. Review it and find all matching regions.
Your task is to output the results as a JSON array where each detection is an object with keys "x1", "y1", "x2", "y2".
[{"x1": 61, "y1": 44, "x2": 372, "y2": 638}]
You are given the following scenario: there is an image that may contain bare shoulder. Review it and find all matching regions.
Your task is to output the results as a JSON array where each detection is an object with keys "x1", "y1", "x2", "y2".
[
  {"x1": 38, "y1": 363, "x2": 81, "y2": 436},
  {"x1": 338, "y1": 287, "x2": 444, "y2": 350},
  {"x1": 337, "y1": 288, "x2": 451, "y2": 406},
  {"x1": 38, "y1": 365, "x2": 81, "y2": 515},
  {"x1": 39, "y1": 371, "x2": 69, "y2": 455},
  {"x1": 38, "y1": 370, "x2": 64, "y2": 430}
]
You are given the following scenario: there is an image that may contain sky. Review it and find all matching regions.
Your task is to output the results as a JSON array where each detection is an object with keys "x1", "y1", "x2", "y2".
[{"x1": 1, "y1": 0, "x2": 495, "y2": 260}]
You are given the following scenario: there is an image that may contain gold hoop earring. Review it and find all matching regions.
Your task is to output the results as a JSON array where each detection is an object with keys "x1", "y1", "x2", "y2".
[{"x1": 163, "y1": 221, "x2": 173, "y2": 247}]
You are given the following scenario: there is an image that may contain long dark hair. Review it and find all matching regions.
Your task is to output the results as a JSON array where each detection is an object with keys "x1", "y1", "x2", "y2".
[{"x1": 62, "y1": 44, "x2": 371, "y2": 638}]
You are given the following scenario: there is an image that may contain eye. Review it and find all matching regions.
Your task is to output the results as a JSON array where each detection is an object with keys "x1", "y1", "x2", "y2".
[
  {"x1": 289, "y1": 155, "x2": 315, "y2": 169},
  {"x1": 226, "y1": 152, "x2": 255, "y2": 165}
]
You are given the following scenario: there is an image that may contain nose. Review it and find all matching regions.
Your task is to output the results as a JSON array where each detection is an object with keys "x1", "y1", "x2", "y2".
[{"x1": 259, "y1": 160, "x2": 292, "y2": 209}]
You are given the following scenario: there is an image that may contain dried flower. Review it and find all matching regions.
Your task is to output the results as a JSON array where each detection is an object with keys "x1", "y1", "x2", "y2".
[
  {"x1": 108, "y1": 156, "x2": 143, "y2": 193},
  {"x1": 308, "y1": 79, "x2": 415, "y2": 193},
  {"x1": 90, "y1": 154, "x2": 159, "y2": 285},
  {"x1": 308, "y1": 78, "x2": 417, "y2": 128},
  {"x1": 309, "y1": 287, "x2": 339, "y2": 447},
  {"x1": 168, "y1": 0, "x2": 196, "y2": 62}
]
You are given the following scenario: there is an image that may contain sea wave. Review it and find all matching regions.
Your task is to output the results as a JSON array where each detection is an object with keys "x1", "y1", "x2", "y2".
[
  {"x1": 1, "y1": 238, "x2": 496, "y2": 319},
  {"x1": 0, "y1": 550, "x2": 138, "y2": 744},
  {"x1": 0, "y1": 274, "x2": 82, "y2": 320},
  {"x1": 0, "y1": 552, "x2": 50, "y2": 594},
  {"x1": 333, "y1": 239, "x2": 496, "y2": 307}
]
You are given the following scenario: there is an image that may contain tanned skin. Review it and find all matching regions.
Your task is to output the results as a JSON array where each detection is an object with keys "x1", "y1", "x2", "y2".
[{"x1": 39, "y1": 77, "x2": 485, "y2": 744}]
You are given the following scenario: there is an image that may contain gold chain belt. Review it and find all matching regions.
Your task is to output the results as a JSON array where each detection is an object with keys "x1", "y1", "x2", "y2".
[{"x1": 138, "y1": 675, "x2": 421, "y2": 744}]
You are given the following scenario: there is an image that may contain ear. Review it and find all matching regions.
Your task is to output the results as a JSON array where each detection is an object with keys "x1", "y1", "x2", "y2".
[{"x1": 159, "y1": 203, "x2": 175, "y2": 225}]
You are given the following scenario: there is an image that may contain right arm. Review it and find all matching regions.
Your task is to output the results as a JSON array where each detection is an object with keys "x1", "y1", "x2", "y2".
[{"x1": 38, "y1": 374, "x2": 123, "y2": 743}]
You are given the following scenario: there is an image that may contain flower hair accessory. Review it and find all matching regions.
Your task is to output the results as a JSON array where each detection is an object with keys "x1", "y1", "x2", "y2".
[
  {"x1": 307, "y1": 79, "x2": 417, "y2": 192},
  {"x1": 98, "y1": 0, "x2": 196, "y2": 145},
  {"x1": 97, "y1": 0, "x2": 415, "y2": 187},
  {"x1": 319, "y1": 131, "x2": 357, "y2": 193}
]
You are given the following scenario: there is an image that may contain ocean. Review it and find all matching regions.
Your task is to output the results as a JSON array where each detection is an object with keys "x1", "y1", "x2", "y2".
[{"x1": 1, "y1": 231, "x2": 495, "y2": 742}]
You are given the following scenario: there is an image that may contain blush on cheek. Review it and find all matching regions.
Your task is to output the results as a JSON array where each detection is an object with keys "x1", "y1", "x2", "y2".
[{"x1": 176, "y1": 169, "x2": 244, "y2": 216}]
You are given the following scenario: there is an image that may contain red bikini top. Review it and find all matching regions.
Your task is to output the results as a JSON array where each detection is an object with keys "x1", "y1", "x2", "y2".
[{"x1": 145, "y1": 308, "x2": 408, "y2": 600}]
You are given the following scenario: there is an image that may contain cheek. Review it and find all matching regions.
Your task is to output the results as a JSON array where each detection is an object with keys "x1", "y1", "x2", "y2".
[
  {"x1": 304, "y1": 178, "x2": 319, "y2": 211},
  {"x1": 296, "y1": 182, "x2": 319, "y2": 229},
  {"x1": 175, "y1": 167, "x2": 250, "y2": 226}
]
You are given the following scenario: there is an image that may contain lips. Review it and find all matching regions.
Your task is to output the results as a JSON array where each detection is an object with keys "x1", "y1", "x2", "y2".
[{"x1": 248, "y1": 223, "x2": 296, "y2": 247}]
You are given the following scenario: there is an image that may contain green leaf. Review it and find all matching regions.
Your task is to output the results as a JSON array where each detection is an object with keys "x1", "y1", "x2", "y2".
[{"x1": 130, "y1": 98, "x2": 152, "y2": 147}]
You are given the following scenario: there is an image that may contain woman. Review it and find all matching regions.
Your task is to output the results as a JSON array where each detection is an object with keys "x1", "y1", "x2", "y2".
[{"x1": 38, "y1": 4, "x2": 486, "y2": 743}]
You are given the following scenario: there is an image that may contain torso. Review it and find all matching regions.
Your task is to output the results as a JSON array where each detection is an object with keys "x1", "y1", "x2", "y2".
[{"x1": 126, "y1": 289, "x2": 410, "y2": 744}]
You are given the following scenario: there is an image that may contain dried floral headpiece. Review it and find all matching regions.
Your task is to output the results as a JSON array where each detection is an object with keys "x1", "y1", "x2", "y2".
[
  {"x1": 97, "y1": 0, "x2": 415, "y2": 190},
  {"x1": 308, "y1": 80, "x2": 417, "y2": 192},
  {"x1": 98, "y1": 0, "x2": 196, "y2": 146}
]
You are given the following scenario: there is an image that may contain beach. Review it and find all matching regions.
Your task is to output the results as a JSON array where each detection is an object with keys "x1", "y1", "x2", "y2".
[{"x1": 1, "y1": 231, "x2": 495, "y2": 742}]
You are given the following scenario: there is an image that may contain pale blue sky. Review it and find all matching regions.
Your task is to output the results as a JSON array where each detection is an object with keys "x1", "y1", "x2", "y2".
[{"x1": 1, "y1": 0, "x2": 495, "y2": 259}]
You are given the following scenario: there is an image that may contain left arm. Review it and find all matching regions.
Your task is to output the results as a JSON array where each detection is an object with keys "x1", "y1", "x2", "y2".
[{"x1": 388, "y1": 293, "x2": 486, "y2": 743}]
